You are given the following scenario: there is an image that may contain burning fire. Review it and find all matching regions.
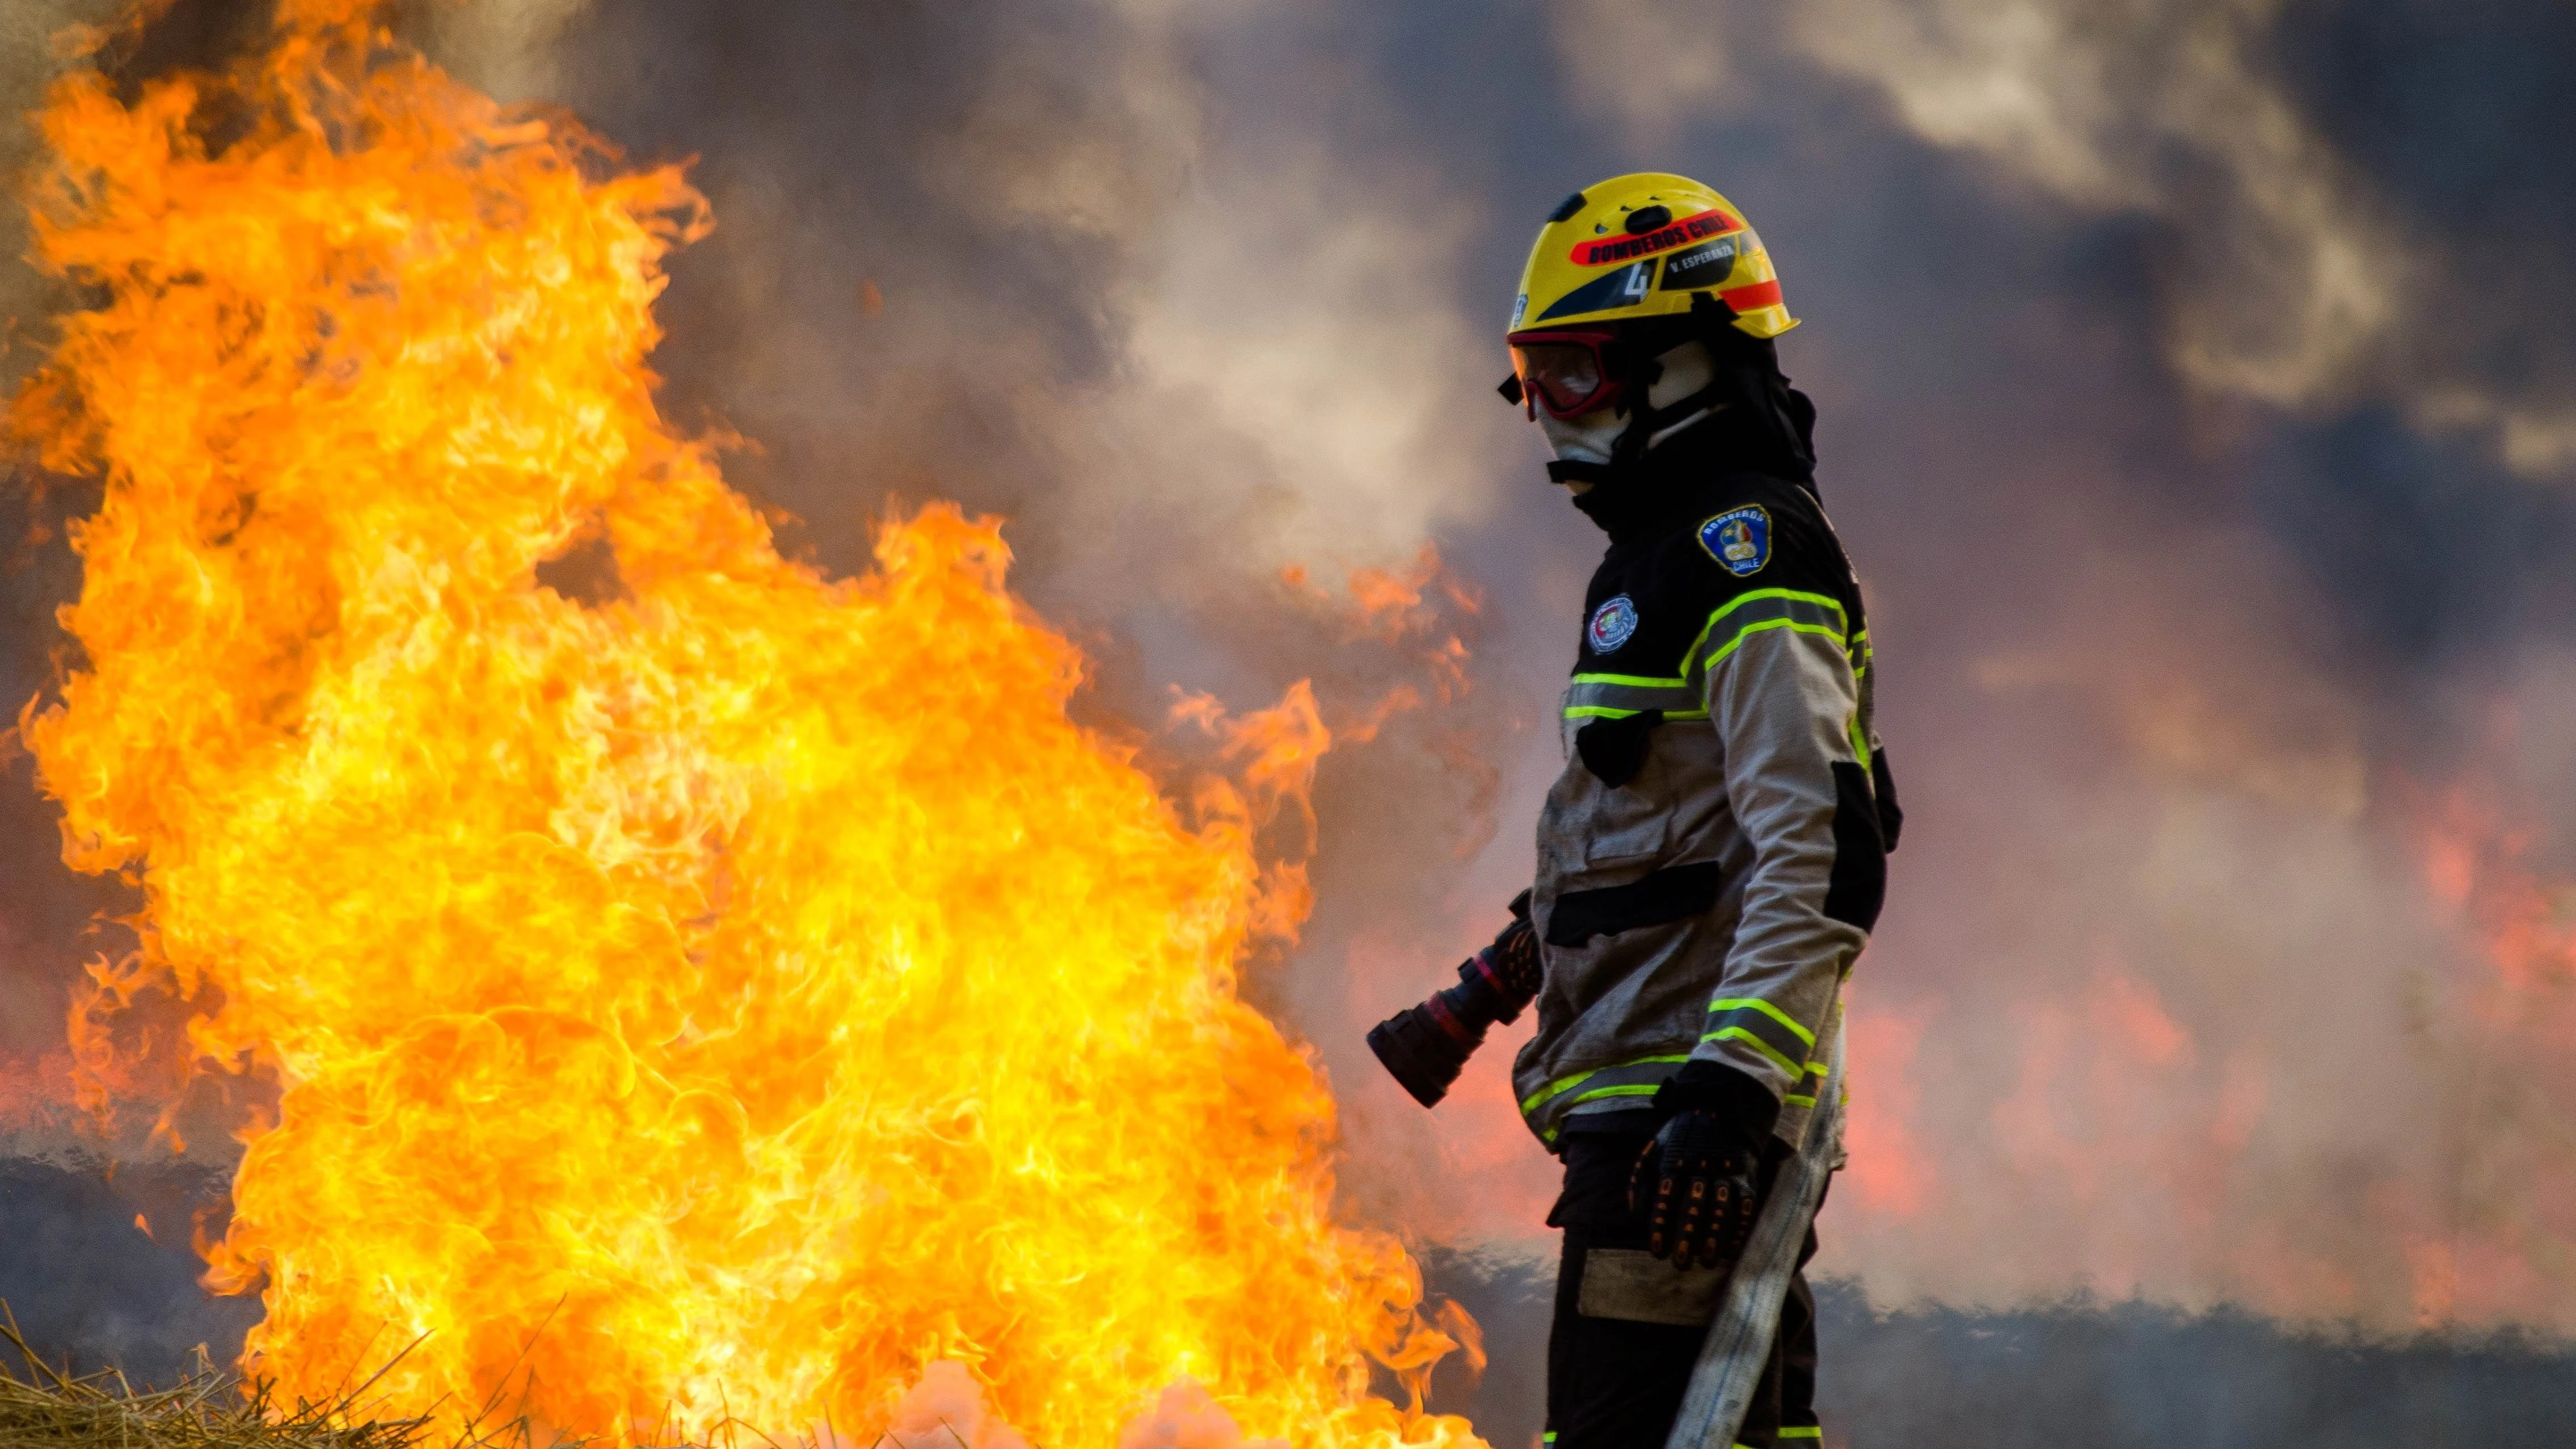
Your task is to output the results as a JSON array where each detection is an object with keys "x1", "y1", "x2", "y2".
[{"x1": 11, "y1": 5, "x2": 1477, "y2": 1446}]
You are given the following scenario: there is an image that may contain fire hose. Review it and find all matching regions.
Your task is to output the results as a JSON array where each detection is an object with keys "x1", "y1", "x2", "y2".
[{"x1": 1662, "y1": 1019, "x2": 1844, "y2": 1449}]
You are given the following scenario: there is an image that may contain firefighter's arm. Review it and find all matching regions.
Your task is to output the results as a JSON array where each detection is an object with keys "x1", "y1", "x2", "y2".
[{"x1": 1683, "y1": 588, "x2": 1882, "y2": 1108}]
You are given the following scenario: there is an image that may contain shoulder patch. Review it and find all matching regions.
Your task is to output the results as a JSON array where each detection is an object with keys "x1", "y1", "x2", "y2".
[
  {"x1": 1587, "y1": 593, "x2": 1640, "y2": 653},
  {"x1": 1698, "y1": 506, "x2": 1772, "y2": 578}
]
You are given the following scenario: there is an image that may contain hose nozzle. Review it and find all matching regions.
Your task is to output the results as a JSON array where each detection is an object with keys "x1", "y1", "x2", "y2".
[
  {"x1": 1367, "y1": 986, "x2": 1493, "y2": 1107},
  {"x1": 1367, "y1": 908, "x2": 1538, "y2": 1108}
]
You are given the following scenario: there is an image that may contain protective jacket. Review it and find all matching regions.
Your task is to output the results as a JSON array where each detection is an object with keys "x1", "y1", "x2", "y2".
[{"x1": 1515, "y1": 445, "x2": 1895, "y2": 1152}]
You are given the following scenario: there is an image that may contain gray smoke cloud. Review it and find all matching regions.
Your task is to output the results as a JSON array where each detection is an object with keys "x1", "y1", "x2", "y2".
[
  {"x1": 1, "y1": 0, "x2": 136, "y2": 1127},
  {"x1": 10, "y1": 1, "x2": 2576, "y2": 1445},
  {"x1": 1556, "y1": 0, "x2": 2576, "y2": 470}
]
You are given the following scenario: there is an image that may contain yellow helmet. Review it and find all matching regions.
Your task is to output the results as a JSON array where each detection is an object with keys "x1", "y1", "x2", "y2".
[{"x1": 1508, "y1": 172, "x2": 1797, "y2": 340}]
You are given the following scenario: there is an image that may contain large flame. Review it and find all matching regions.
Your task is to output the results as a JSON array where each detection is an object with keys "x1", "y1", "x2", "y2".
[{"x1": 11, "y1": 5, "x2": 1477, "y2": 1446}]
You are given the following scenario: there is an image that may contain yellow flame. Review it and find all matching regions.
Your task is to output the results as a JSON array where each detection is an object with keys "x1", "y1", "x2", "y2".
[{"x1": 12, "y1": 5, "x2": 1478, "y2": 1446}]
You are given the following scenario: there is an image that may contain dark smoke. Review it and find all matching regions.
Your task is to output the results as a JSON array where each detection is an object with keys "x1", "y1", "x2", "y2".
[
  {"x1": 1419, "y1": 1256, "x2": 2576, "y2": 1449},
  {"x1": 0, "y1": 1155, "x2": 256, "y2": 1384},
  {"x1": 9, "y1": 0, "x2": 2576, "y2": 1442}
]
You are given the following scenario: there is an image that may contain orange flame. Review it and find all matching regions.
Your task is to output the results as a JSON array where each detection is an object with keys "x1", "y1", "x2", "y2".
[
  {"x1": 10, "y1": 6, "x2": 1477, "y2": 1446},
  {"x1": 1279, "y1": 550, "x2": 1477, "y2": 715},
  {"x1": 2421, "y1": 787, "x2": 2576, "y2": 1018}
]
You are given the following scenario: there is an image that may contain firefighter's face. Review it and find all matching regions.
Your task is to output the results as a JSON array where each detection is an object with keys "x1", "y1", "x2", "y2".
[{"x1": 1538, "y1": 335, "x2": 1722, "y2": 477}]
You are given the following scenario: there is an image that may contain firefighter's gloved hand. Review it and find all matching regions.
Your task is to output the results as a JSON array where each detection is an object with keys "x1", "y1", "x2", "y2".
[
  {"x1": 1482, "y1": 891, "x2": 1544, "y2": 1000},
  {"x1": 1631, "y1": 1062, "x2": 1780, "y2": 1269},
  {"x1": 1635, "y1": 1110, "x2": 1759, "y2": 1269}
]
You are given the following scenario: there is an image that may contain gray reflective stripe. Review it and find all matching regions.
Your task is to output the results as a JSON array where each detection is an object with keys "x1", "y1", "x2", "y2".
[
  {"x1": 1682, "y1": 589, "x2": 1850, "y2": 690},
  {"x1": 1565, "y1": 674, "x2": 1703, "y2": 721},
  {"x1": 1523, "y1": 1052, "x2": 1693, "y2": 1144},
  {"x1": 1701, "y1": 998, "x2": 1815, "y2": 1077}
]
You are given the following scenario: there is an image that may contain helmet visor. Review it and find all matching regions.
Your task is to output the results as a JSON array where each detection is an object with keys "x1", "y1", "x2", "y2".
[{"x1": 1508, "y1": 330, "x2": 1622, "y2": 420}]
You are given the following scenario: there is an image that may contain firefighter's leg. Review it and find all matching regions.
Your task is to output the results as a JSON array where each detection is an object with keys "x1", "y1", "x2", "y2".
[
  {"x1": 1545, "y1": 1137, "x2": 1833, "y2": 1449},
  {"x1": 1545, "y1": 1132, "x2": 1713, "y2": 1449}
]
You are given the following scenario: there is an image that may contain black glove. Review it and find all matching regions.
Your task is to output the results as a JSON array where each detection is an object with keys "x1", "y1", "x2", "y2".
[
  {"x1": 1367, "y1": 892, "x2": 1541, "y2": 1107},
  {"x1": 1630, "y1": 1062, "x2": 1778, "y2": 1269}
]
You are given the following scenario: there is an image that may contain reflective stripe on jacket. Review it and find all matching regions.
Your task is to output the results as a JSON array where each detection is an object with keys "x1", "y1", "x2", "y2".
[{"x1": 1514, "y1": 470, "x2": 1892, "y2": 1151}]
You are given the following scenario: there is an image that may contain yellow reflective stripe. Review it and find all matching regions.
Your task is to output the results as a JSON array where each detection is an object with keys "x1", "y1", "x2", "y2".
[
  {"x1": 1703, "y1": 1025, "x2": 1801, "y2": 1077},
  {"x1": 1803, "y1": 1059, "x2": 1828, "y2": 1078},
  {"x1": 1561, "y1": 705, "x2": 1709, "y2": 721},
  {"x1": 1708, "y1": 996, "x2": 1817, "y2": 1048},
  {"x1": 1572, "y1": 672, "x2": 1686, "y2": 687},
  {"x1": 1848, "y1": 711, "x2": 1873, "y2": 770},
  {"x1": 1521, "y1": 1067, "x2": 1593, "y2": 1115},
  {"x1": 1782, "y1": 1094, "x2": 1817, "y2": 1108},
  {"x1": 1681, "y1": 589, "x2": 1853, "y2": 691},
  {"x1": 1778, "y1": 1430, "x2": 1823, "y2": 1441},
  {"x1": 1567, "y1": 1083, "x2": 1662, "y2": 1107},
  {"x1": 1708, "y1": 616, "x2": 1844, "y2": 671},
  {"x1": 1713, "y1": 587, "x2": 1846, "y2": 627},
  {"x1": 1517, "y1": 1052, "x2": 1694, "y2": 1115},
  {"x1": 1683, "y1": 588, "x2": 1846, "y2": 665}
]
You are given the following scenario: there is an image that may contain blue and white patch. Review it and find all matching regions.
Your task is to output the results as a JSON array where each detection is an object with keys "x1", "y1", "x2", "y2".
[
  {"x1": 1587, "y1": 593, "x2": 1640, "y2": 654},
  {"x1": 1698, "y1": 506, "x2": 1772, "y2": 578}
]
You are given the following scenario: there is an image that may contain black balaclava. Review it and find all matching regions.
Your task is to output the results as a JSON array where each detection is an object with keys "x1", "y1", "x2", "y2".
[{"x1": 1546, "y1": 296, "x2": 1818, "y2": 541}]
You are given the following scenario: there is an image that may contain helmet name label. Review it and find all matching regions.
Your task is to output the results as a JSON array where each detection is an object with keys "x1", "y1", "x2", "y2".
[
  {"x1": 1569, "y1": 207, "x2": 1738, "y2": 267},
  {"x1": 1659, "y1": 235, "x2": 1741, "y2": 290}
]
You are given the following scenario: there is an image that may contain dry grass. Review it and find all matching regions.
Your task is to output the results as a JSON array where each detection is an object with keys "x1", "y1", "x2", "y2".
[
  {"x1": 0, "y1": 1319, "x2": 425, "y2": 1449},
  {"x1": 0, "y1": 1315, "x2": 933, "y2": 1449}
]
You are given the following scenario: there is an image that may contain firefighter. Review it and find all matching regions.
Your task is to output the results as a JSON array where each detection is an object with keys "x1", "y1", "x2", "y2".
[{"x1": 1369, "y1": 173, "x2": 1898, "y2": 1448}]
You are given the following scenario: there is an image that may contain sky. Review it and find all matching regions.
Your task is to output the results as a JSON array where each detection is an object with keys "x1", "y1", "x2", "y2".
[{"x1": 6, "y1": 0, "x2": 2576, "y2": 1439}]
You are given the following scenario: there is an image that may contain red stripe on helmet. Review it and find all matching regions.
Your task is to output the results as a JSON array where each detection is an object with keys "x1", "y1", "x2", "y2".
[
  {"x1": 1566, "y1": 208, "x2": 1739, "y2": 267},
  {"x1": 1721, "y1": 279, "x2": 1784, "y2": 312}
]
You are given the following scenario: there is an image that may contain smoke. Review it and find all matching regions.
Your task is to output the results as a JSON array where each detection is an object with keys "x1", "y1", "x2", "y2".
[
  {"x1": 1552, "y1": 0, "x2": 2576, "y2": 473},
  {"x1": 0, "y1": 1154, "x2": 256, "y2": 1383},
  {"x1": 1, "y1": 0, "x2": 133, "y2": 1136},
  {"x1": 0, "y1": 4, "x2": 119, "y2": 366},
  {"x1": 9, "y1": 0, "x2": 2576, "y2": 1442},
  {"x1": 1422, "y1": 1261, "x2": 2576, "y2": 1449}
]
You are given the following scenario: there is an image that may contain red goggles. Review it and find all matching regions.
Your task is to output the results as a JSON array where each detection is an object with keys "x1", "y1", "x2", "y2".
[{"x1": 1506, "y1": 328, "x2": 1627, "y2": 420}]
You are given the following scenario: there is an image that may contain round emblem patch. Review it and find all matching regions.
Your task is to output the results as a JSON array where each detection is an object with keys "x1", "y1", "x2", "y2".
[
  {"x1": 1698, "y1": 505, "x2": 1772, "y2": 578},
  {"x1": 1587, "y1": 593, "x2": 1639, "y2": 654}
]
